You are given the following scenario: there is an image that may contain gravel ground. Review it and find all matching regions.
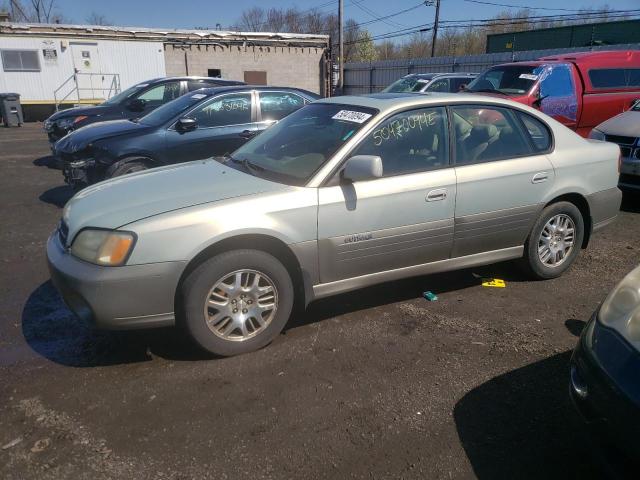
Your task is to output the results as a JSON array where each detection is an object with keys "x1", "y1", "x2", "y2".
[{"x1": 1, "y1": 123, "x2": 639, "y2": 479}]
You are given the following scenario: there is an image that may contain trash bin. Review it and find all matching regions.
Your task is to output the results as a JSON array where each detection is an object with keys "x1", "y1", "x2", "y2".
[{"x1": 0, "y1": 93, "x2": 24, "y2": 127}]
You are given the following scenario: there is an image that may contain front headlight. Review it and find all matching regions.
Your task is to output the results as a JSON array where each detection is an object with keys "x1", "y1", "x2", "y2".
[
  {"x1": 58, "y1": 115, "x2": 89, "y2": 129},
  {"x1": 70, "y1": 229, "x2": 136, "y2": 266},
  {"x1": 599, "y1": 265, "x2": 640, "y2": 345},
  {"x1": 588, "y1": 128, "x2": 606, "y2": 141}
]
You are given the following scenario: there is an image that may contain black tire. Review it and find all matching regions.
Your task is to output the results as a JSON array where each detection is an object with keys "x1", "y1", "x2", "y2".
[
  {"x1": 105, "y1": 157, "x2": 150, "y2": 179},
  {"x1": 181, "y1": 249, "x2": 294, "y2": 357},
  {"x1": 522, "y1": 201, "x2": 584, "y2": 280}
]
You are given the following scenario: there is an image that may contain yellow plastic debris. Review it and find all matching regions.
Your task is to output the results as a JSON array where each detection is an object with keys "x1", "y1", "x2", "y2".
[{"x1": 482, "y1": 278, "x2": 506, "y2": 288}]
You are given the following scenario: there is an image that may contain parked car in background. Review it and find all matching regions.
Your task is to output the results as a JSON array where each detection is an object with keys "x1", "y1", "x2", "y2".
[
  {"x1": 570, "y1": 264, "x2": 640, "y2": 475},
  {"x1": 589, "y1": 99, "x2": 640, "y2": 191},
  {"x1": 43, "y1": 76, "x2": 245, "y2": 144},
  {"x1": 54, "y1": 86, "x2": 319, "y2": 187},
  {"x1": 382, "y1": 73, "x2": 477, "y2": 94},
  {"x1": 465, "y1": 50, "x2": 640, "y2": 137},
  {"x1": 47, "y1": 93, "x2": 621, "y2": 357}
]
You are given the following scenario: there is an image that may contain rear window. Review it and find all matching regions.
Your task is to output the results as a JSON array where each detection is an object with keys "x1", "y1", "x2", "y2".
[{"x1": 588, "y1": 68, "x2": 640, "y2": 89}]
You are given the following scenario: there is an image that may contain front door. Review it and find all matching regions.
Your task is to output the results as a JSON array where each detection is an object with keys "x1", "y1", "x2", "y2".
[
  {"x1": 451, "y1": 104, "x2": 556, "y2": 258},
  {"x1": 70, "y1": 43, "x2": 101, "y2": 101},
  {"x1": 165, "y1": 91, "x2": 257, "y2": 162},
  {"x1": 317, "y1": 107, "x2": 456, "y2": 283}
]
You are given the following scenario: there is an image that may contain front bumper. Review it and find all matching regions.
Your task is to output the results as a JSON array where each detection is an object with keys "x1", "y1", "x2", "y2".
[
  {"x1": 46, "y1": 231, "x2": 185, "y2": 329},
  {"x1": 570, "y1": 313, "x2": 640, "y2": 465}
]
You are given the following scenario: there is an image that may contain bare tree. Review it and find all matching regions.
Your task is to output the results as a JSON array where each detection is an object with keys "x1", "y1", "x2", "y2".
[
  {"x1": 86, "y1": 11, "x2": 111, "y2": 26},
  {"x1": 8, "y1": 0, "x2": 65, "y2": 23}
]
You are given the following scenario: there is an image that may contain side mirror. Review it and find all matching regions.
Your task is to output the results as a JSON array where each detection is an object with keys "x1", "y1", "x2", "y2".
[
  {"x1": 342, "y1": 155, "x2": 383, "y2": 183},
  {"x1": 126, "y1": 98, "x2": 146, "y2": 112},
  {"x1": 176, "y1": 117, "x2": 198, "y2": 132}
]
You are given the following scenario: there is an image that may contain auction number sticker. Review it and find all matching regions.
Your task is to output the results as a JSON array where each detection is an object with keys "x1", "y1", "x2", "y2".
[
  {"x1": 519, "y1": 73, "x2": 538, "y2": 81},
  {"x1": 332, "y1": 110, "x2": 372, "y2": 123},
  {"x1": 191, "y1": 94, "x2": 207, "y2": 99}
]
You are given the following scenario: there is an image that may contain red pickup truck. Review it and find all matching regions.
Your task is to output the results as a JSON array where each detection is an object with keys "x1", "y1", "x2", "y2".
[{"x1": 466, "y1": 50, "x2": 640, "y2": 137}]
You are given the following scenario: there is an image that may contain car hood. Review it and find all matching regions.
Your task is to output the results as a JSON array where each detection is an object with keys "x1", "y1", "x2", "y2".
[
  {"x1": 62, "y1": 160, "x2": 289, "y2": 242},
  {"x1": 596, "y1": 110, "x2": 640, "y2": 138},
  {"x1": 48, "y1": 104, "x2": 112, "y2": 122},
  {"x1": 55, "y1": 119, "x2": 151, "y2": 153}
]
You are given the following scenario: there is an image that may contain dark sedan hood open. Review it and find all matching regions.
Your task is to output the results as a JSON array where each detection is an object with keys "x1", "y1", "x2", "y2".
[{"x1": 54, "y1": 120, "x2": 153, "y2": 153}]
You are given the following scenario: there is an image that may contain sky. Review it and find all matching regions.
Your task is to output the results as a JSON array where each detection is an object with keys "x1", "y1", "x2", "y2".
[{"x1": 47, "y1": 0, "x2": 640, "y2": 39}]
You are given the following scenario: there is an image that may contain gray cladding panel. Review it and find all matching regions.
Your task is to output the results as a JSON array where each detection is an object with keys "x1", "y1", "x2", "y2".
[{"x1": 452, "y1": 204, "x2": 541, "y2": 257}]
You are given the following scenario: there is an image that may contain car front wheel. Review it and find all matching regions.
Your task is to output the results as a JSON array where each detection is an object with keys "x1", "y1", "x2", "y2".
[
  {"x1": 522, "y1": 201, "x2": 584, "y2": 280},
  {"x1": 181, "y1": 249, "x2": 294, "y2": 356}
]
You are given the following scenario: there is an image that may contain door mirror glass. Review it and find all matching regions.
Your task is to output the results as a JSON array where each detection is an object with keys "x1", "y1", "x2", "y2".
[
  {"x1": 342, "y1": 155, "x2": 383, "y2": 182},
  {"x1": 176, "y1": 117, "x2": 198, "y2": 132},
  {"x1": 126, "y1": 98, "x2": 146, "y2": 112}
]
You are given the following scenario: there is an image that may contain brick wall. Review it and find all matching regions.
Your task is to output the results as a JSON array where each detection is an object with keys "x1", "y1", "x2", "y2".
[{"x1": 164, "y1": 44, "x2": 326, "y2": 94}]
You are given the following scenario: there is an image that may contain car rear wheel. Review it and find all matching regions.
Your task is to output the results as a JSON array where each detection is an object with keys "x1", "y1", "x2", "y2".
[
  {"x1": 105, "y1": 157, "x2": 150, "y2": 180},
  {"x1": 522, "y1": 201, "x2": 584, "y2": 279},
  {"x1": 181, "y1": 249, "x2": 294, "y2": 356}
]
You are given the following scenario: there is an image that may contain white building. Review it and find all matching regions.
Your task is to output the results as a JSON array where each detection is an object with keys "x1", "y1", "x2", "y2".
[{"x1": 0, "y1": 22, "x2": 330, "y2": 120}]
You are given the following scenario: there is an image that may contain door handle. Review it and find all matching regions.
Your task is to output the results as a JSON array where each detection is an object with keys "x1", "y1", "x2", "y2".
[
  {"x1": 532, "y1": 172, "x2": 548, "y2": 184},
  {"x1": 239, "y1": 130, "x2": 257, "y2": 139},
  {"x1": 426, "y1": 189, "x2": 447, "y2": 202}
]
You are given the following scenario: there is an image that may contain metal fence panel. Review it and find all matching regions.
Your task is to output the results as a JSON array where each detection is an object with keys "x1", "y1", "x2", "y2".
[{"x1": 343, "y1": 43, "x2": 640, "y2": 95}]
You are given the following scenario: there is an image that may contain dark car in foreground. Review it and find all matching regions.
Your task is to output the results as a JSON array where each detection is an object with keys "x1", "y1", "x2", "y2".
[
  {"x1": 43, "y1": 76, "x2": 245, "y2": 144},
  {"x1": 570, "y1": 264, "x2": 640, "y2": 475},
  {"x1": 382, "y1": 73, "x2": 477, "y2": 94},
  {"x1": 55, "y1": 86, "x2": 319, "y2": 187}
]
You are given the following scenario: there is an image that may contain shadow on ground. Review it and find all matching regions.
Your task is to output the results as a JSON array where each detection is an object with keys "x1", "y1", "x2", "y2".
[
  {"x1": 454, "y1": 351, "x2": 603, "y2": 480},
  {"x1": 621, "y1": 191, "x2": 640, "y2": 214},
  {"x1": 33, "y1": 155, "x2": 60, "y2": 170},
  {"x1": 21, "y1": 281, "x2": 211, "y2": 367},
  {"x1": 23, "y1": 261, "x2": 529, "y2": 367},
  {"x1": 39, "y1": 185, "x2": 74, "y2": 208}
]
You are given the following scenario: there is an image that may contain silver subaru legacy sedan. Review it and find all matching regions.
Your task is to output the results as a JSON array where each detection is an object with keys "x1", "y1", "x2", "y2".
[{"x1": 47, "y1": 93, "x2": 622, "y2": 356}]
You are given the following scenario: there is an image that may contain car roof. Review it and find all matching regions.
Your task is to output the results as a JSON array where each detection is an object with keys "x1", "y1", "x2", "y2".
[
  {"x1": 144, "y1": 76, "x2": 244, "y2": 85},
  {"x1": 318, "y1": 92, "x2": 521, "y2": 113},
  {"x1": 190, "y1": 85, "x2": 319, "y2": 97},
  {"x1": 404, "y1": 72, "x2": 477, "y2": 79}
]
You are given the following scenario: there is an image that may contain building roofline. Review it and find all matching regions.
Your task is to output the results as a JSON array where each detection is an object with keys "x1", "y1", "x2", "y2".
[{"x1": 0, "y1": 22, "x2": 330, "y2": 46}]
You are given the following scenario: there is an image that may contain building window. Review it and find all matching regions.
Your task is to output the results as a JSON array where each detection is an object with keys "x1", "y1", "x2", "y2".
[
  {"x1": 1, "y1": 50, "x2": 41, "y2": 72},
  {"x1": 208, "y1": 68, "x2": 221, "y2": 78},
  {"x1": 244, "y1": 70, "x2": 267, "y2": 85}
]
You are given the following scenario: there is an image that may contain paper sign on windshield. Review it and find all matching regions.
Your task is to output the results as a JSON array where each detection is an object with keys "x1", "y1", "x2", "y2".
[
  {"x1": 332, "y1": 110, "x2": 372, "y2": 123},
  {"x1": 519, "y1": 74, "x2": 538, "y2": 81}
]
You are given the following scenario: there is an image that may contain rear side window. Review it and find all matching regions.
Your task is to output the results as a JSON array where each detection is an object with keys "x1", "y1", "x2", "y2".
[
  {"x1": 518, "y1": 113, "x2": 552, "y2": 152},
  {"x1": 589, "y1": 68, "x2": 640, "y2": 89},
  {"x1": 452, "y1": 106, "x2": 532, "y2": 165},
  {"x1": 190, "y1": 93, "x2": 252, "y2": 128},
  {"x1": 425, "y1": 78, "x2": 449, "y2": 92}
]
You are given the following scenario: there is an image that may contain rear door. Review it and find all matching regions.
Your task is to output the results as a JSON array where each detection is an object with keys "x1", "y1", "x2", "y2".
[
  {"x1": 451, "y1": 104, "x2": 555, "y2": 257},
  {"x1": 164, "y1": 90, "x2": 257, "y2": 161},
  {"x1": 317, "y1": 106, "x2": 456, "y2": 283}
]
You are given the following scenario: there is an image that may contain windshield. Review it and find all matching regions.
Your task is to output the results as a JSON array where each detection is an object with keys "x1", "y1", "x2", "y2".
[
  {"x1": 138, "y1": 92, "x2": 209, "y2": 127},
  {"x1": 466, "y1": 65, "x2": 542, "y2": 95},
  {"x1": 228, "y1": 103, "x2": 377, "y2": 186},
  {"x1": 382, "y1": 76, "x2": 433, "y2": 93},
  {"x1": 102, "y1": 83, "x2": 147, "y2": 105}
]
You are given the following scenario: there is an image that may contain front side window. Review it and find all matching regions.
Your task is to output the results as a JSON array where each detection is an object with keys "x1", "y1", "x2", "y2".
[
  {"x1": 137, "y1": 81, "x2": 181, "y2": 105},
  {"x1": 1, "y1": 50, "x2": 40, "y2": 72},
  {"x1": 382, "y1": 76, "x2": 433, "y2": 93},
  {"x1": 190, "y1": 93, "x2": 252, "y2": 128},
  {"x1": 537, "y1": 63, "x2": 578, "y2": 122},
  {"x1": 452, "y1": 106, "x2": 532, "y2": 165},
  {"x1": 230, "y1": 103, "x2": 376, "y2": 186},
  {"x1": 259, "y1": 91, "x2": 305, "y2": 121},
  {"x1": 138, "y1": 93, "x2": 208, "y2": 127},
  {"x1": 350, "y1": 107, "x2": 449, "y2": 177},
  {"x1": 425, "y1": 78, "x2": 449, "y2": 93}
]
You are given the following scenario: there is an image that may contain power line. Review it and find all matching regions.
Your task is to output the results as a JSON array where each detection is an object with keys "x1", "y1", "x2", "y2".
[
  {"x1": 461, "y1": 0, "x2": 585, "y2": 12},
  {"x1": 350, "y1": 0, "x2": 407, "y2": 29},
  {"x1": 323, "y1": 2, "x2": 427, "y2": 33},
  {"x1": 438, "y1": 8, "x2": 640, "y2": 25}
]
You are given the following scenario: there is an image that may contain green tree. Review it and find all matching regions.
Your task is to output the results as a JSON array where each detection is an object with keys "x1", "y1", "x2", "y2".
[{"x1": 355, "y1": 30, "x2": 377, "y2": 62}]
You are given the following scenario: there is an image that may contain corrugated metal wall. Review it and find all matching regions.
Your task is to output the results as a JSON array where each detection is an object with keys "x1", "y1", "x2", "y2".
[
  {"x1": 486, "y1": 20, "x2": 640, "y2": 53},
  {"x1": 343, "y1": 43, "x2": 640, "y2": 95}
]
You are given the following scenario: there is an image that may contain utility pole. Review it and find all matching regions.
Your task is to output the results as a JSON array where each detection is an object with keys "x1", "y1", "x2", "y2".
[
  {"x1": 338, "y1": 0, "x2": 344, "y2": 93},
  {"x1": 430, "y1": 0, "x2": 441, "y2": 58}
]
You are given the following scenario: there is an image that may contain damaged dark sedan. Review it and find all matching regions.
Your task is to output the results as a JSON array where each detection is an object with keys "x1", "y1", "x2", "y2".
[{"x1": 54, "y1": 86, "x2": 319, "y2": 187}]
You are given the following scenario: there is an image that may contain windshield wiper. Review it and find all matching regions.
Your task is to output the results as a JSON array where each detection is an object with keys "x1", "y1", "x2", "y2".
[{"x1": 228, "y1": 155, "x2": 265, "y2": 173}]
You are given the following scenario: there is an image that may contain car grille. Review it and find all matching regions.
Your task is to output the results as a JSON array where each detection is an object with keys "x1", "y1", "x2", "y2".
[
  {"x1": 58, "y1": 220, "x2": 69, "y2": 247},
  {"x1": 605, "y1": 134, "x2": 636, "y2": 145},
  {"x1": 620, "y1": 146, "x2": 632, "y2": 158}
]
